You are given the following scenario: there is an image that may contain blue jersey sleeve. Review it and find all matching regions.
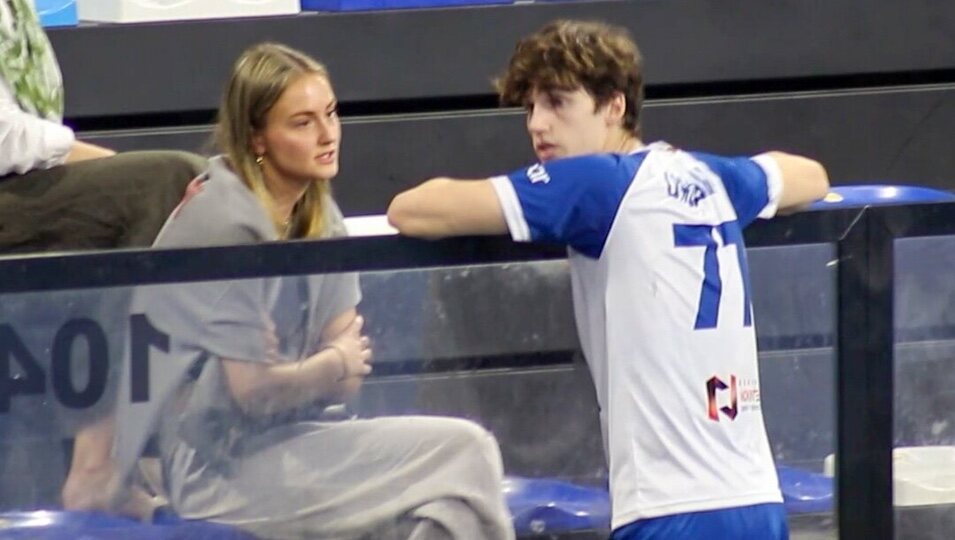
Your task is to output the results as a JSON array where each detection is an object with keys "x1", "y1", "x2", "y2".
[
  {"x1": 505, "y1": 153, "x2": 642, "y2": 258},
  {"x1": 690, "y1": 152, "x2": 772, "y2": 227}
]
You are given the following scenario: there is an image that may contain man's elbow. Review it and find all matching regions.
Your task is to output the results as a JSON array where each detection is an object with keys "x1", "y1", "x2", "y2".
[
  {"x1": 770, "y1": 152, "x2": 831, "y2": 212},
  {"x1": 806, "y1": 158, "x2": 830, "y2": 201},
  {"x1": 386, "y1": 192, "x2": 418, "y2": 234},
  {"x1": 812, "y1": 161, "x2": 829, "y2": 194},
  {"x1": 387, "y1": 191, "x2": 441, "y2": 239}
]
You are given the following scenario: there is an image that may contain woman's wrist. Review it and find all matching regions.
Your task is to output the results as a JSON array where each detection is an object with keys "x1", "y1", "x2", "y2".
[{"x1": 322, "y1": 343, "x2": 349, "y2": 381}]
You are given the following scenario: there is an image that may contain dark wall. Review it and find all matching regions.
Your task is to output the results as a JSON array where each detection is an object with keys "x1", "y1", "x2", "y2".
[
  {"x1": 51, "y1": 0, "x2": 955, "y2": 203},
  {"x1": 84, "y1": 86, "x2": 955, "y2": 215},
  {"x1": 49, "y1": 0, "x2": 955, "y2": 117}
]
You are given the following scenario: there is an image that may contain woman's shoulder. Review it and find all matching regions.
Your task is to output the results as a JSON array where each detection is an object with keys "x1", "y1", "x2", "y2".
[
  {"x1": 321, "y1": 194, "x2": 349, "y2": 238},
  {"x1": 154, "y1": 156, "x2": 275, "y2": 248}
]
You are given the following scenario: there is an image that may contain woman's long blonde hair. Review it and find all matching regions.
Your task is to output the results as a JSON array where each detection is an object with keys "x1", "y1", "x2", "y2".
[{"x1": 216, "y1": 42, "x2": 332, "y2": 239}]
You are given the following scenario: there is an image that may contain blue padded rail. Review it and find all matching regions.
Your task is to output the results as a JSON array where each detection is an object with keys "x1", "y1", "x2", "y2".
[{"x1": 810, "y1": 185, "x2": 955, "y2": 210}]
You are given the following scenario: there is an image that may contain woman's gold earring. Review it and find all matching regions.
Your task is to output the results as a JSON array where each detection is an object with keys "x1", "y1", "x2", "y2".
[{"x1": 255, "y1": 155, "x2": 264, "y2": 166}]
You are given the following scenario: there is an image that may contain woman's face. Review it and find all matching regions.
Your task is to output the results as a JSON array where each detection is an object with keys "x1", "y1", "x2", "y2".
[{"x1": 253, "y1": 73, "x2": 340, "y2": 184}]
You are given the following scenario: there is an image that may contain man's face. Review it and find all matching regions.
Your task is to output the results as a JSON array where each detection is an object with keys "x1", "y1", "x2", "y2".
[{"x1": 524, "y1": 87, "x2": 612, "y2": 162}]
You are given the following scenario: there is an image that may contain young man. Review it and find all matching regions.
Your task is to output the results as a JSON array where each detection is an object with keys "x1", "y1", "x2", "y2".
[{"x1": 388, "y1": 19, "x2": 829, "y2": 540}]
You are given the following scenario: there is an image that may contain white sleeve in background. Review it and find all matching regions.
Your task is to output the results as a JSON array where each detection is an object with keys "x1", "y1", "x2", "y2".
[{"x1": 0, "y1": 78, "x2": 74, "y2": 176}]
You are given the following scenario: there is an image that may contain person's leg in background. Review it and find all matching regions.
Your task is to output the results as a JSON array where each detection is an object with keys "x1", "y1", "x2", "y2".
[
  {"x1": 0, "y1": 150, "x2": 206, "y2": 516},
  {"x1": 0, "y1": 150, "x2": 206, "y2": 253}
]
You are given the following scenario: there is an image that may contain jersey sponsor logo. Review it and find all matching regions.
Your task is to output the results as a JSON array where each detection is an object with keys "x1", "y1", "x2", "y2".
[
  {"x1": 706, "y1": 375, "x2": 761, "y2": 421},
  {"x1": 526, "y1": 163, "x2": 551, "y2": 184},
  {"x1": 665, "y1": 169, "x2": 714, "y2": 207}
]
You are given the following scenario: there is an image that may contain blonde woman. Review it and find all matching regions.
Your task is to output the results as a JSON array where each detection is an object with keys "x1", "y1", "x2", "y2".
[{"x1": 108, "y1": 43, "x2": 513, "y2": 540}]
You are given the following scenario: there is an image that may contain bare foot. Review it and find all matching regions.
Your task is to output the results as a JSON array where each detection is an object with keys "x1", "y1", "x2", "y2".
[
  {"x1": 61, "y1": 464, "x2": 119, "y2": 513},
  {"x1": 63, "y1": 466, "x2": 162, "y2": 521}
]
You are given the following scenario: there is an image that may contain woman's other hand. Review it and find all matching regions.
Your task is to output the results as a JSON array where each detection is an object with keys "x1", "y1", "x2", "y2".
[{"x1": 323, "y1": 314, "x2": 373, "y2": 399}]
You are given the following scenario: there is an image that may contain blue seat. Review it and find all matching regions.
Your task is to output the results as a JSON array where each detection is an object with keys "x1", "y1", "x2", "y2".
[
  {"x1": 505, "y1": 466, "x2": 832, "y2": 535},
  {"x1": 810, "y1": 184, "x2": 955, "y2": 210},
  {"x1": 0, "y1": 510, "x2": 257, "y2": 539},
  {"x1": 504, "y1": 476, "x2": 610, "y2": 535},
  {"x1": 1, "y1": 470, "x2": 829, "y2": 538},
  {"x1": 776, "y1": 465, "x2": 833, "y2": 515},
  {"x1": 34, "y1": 0, "x2": 78, "y2": 27}
]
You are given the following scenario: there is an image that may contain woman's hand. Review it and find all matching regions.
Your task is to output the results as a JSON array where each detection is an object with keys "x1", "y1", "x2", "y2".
[
  {"x1": 322, "y1": 314, "x2": 373, "y2": 399},
  {"x1": 222, "y1": 311, "x2": 373, "y2": 414}
]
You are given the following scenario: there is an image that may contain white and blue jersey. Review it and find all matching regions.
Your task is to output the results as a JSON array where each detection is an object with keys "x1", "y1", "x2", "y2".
[{"x1": 489, "y1": 142, "x2": 784, "y2": 530}]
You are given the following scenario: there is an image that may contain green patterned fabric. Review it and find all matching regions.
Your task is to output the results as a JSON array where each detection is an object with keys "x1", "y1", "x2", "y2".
[{"x1": 0, "y1": 0, "x2": 64, "y2": 120}]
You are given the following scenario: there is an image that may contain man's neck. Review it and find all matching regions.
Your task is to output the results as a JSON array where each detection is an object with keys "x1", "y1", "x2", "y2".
[{"x1": 604, "y1": 130, "x2": 644, "y2": 154}]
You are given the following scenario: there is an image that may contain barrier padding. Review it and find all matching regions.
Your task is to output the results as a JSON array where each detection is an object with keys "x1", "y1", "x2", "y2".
[{"x1": 810, "y1": 185, "x2": 955, "y2": 210}]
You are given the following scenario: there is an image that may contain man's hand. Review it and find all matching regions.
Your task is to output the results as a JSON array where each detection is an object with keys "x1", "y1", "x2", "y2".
[{"x1": 65, "y1": 140, "x2": 116, "y2": 164}]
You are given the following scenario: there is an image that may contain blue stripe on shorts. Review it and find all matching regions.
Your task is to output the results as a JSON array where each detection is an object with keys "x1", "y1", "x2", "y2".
[{"x1": 611, "y1": 503, "x2": 789, "y2": 540}]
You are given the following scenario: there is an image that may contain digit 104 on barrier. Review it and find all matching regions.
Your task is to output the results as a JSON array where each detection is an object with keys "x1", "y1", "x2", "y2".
[{"x1": 0, "y1": 314, "x2": 168, "y2": 413}]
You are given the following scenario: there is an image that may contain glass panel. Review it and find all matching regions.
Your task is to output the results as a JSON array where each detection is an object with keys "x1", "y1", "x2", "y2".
[
  {"x1": 0, "y1": 242, "x2": 840, "y2": 539},
  {"x1": 894, "y1": 236, "x2": 955, "y2": 540},
  {"x1": 0, "y1": 286, "x2": 132, "y2": 510},
  {"x1": 358, "y1": 261, "x2": 606, "y2": 489},
  {"x1": 750, "y1": 243, "x2": 838, "y2": 540},
  {"x1": 0, "y1": 261, "x2": 601, "y2": 539}
]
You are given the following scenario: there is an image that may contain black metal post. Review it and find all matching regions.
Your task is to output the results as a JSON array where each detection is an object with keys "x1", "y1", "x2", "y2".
[{"x1": 836, "y1": 207, "x2": 895, "y2": 540}]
